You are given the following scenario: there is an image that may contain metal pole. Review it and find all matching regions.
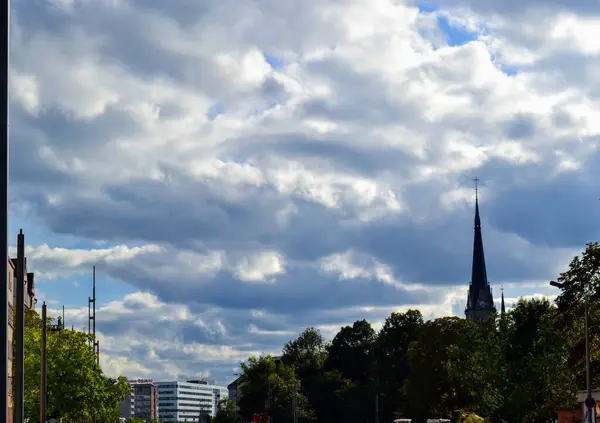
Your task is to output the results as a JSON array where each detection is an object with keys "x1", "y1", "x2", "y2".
[
  {"x1": 92, "y1": 265, "x2": 95, "y2": 340},
  {"x1": 14, "y1": 230, "x2": 24, "y2": 423},
  {"x1": 292, "y1": 383, "x2": 298, "y2": 423},
  {"x1": 0, "y1": 0, "x2": 9, "y2": 418},
  {"x1": 585, "y1": 301, "x2": 593, "y2": 423},
  {"x1": 40, "y1": 303, "x2": 47, "y2": 423}
]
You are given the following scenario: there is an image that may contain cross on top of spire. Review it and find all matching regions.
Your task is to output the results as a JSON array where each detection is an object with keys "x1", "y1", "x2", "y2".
[{"x1": 473, "y1": 177, "x2": 480, "y2": 202}]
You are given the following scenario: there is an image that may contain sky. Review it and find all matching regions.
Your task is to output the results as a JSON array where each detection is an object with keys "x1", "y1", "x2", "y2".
[{"x1": 8, "y1": 0, "x2": 600, "y2": 386}]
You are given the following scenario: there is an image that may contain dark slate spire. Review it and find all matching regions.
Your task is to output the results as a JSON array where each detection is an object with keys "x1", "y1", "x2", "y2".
[
  {"x1": 465, "y1": 179, "x2": 496, "y2": 322},
  {"x1": 501, "y1": 288, "x2": 506, "y2": 315},
  {"x1": 471, "y1": 189, "x2": 488, "y2": 292}
]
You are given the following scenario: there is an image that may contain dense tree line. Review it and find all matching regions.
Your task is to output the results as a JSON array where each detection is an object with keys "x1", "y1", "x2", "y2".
[
  {"x1": 216, "y1": 242, "x2": 600, "y2": 423},
  {"x1": 21, "y1": 307, "x2": 130, "y2": 422}
]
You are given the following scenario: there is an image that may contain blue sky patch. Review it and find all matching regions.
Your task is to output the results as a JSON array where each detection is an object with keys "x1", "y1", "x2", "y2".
[
  {"x1": 207, "y1": 103, "x2": 224, "y2": 120},
  {"x1": 416, "y1": 0, "x2": 439, "y2": 13},
  {"x1": 499, "y1": 64, "x2": 519, "y2": 76},
  {"x1": 264, "y1": 53, "x2": 285, "y2": 70},
  {"x1": 436, "y1": 14, "x2": 479, "y2": 46}
]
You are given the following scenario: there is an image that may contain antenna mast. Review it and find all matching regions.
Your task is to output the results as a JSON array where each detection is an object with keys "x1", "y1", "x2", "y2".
[{"x1": 88, "y1": 266, "x2": 99, "y2": 365}]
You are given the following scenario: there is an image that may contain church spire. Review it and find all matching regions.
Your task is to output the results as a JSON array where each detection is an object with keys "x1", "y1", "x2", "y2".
[
  {"x1": 501, "y1": 287, "x2": 506, "y2": 315},
  {"x1": 471, "y1": 178, "x2": 488, "y2": 292},
  {"x1": 465, "y1": 178, "x2": 496, "y2": 322}
]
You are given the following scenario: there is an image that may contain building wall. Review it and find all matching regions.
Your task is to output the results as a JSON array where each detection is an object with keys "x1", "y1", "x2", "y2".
[
  {"x1": 465, "y1": 308, "x2": 493, "y2": 323},
  {"x1": 227, "y1": 376, "x2": 243, "y2": 412},
  {"x1": 119, "y1": 394, "x2": 134, "y2": 419},
  {"x1": 6, "y1": 257, "x2": 36, "y2": 423},
  {"x1": 133, "y1": 383, "x2": 158, "y2": 421},
  {"x1": 7, "y1": 259, "x2": 14, "y2": 423},
  {"x1": 157, "y1": 381, "x2": 228, "y2": 422}
]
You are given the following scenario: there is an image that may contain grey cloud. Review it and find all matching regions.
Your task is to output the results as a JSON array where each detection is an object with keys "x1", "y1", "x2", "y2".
[
  {"x1": 12, "y1": 104, "x2": 141, "y2": 155},
  {"x1": 487, "y1": 176, "x2": 600, "y2": 249},
  {"x1": 504, "y1": 114, "x2": 536, "y2": 140},
  {"x1": 432, "y1": 0, "x2": 600, "y2": 16},
  {"x1": 104, "y1": 254, "x2": 430, "y2": 313},
  {"x1": 228, "y1": 133, "x2": 419, "y2": 179}
]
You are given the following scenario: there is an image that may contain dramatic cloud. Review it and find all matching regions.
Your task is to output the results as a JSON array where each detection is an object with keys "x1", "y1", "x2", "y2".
[{"x1": 10, "y1": 0, "x2": 600, "y2": 384}]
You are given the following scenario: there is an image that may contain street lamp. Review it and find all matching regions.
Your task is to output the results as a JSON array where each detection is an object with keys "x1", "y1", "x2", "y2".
[
  {"x1": 41, "y1": 303, "x2": 64, "y2": 423},
  {"x1": 549, "y1": 280, "x2": 594, "y2": 423}
]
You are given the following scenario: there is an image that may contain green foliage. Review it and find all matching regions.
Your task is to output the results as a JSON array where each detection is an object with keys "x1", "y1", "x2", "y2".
[
  {"x1": 375, "y1": 309, "x2": 423, "y2": 421},
  {"x1": 282, "y1": 328, "x2": 328, "y2": 422},
  {"x1": 404, "y1": 317, "x2": 502, "y2": 421},
  {"x1": 213, "y1": 398, "x2": 240, "y2": 423},
  {"x1": 22, "y1": 308, "x2": 130, "y2": 422},
  {"x1": 500, "y1": 298, "x2": 577, "y2": 423},
  {"x1": 237, "y1": 355, "x2": 314, "y2": 423},
  {"x1": 555, "y1": 243, "x2": 600, "y2": 388}
]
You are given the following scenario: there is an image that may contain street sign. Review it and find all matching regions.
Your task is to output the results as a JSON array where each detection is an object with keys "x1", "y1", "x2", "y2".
[{"x1": 585, "y1": 397, "x2": 596, "y2": 409}]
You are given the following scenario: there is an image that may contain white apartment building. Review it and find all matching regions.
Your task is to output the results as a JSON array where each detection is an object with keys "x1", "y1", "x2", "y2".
[{"x1": 156, "y1": 379, "x2": 228, "y2": 423}]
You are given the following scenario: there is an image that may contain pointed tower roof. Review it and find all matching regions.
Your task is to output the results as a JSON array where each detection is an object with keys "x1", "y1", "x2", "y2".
[
  {"x1": 501, "y1": 287, "x2": 506, "y2": 315},
  {"x1": 470, "y1": 186, "x2": 489, "y2": 292},
  {"x1": 465, "y1": 179, "x2": 496, "y2": 321}
]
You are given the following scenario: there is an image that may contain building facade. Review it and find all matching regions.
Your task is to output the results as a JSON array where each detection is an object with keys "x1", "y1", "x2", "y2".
[
  {"x1": 7, "y1": 257, "x2": 36, "y2": 423},
  {"x1": 118, "y1": 391, "x2": 134, "y2": 420},
  {"x1": 157, "y1": 379, "x2": 228, "y2": 422},
  {"x1": 133, "y1": 380, "x2": 159, "y2": 421},
  {"x1": 119, "y1": 379, "x2": 159, "y2": 421},
  {"x1": 227, "y1": 376, "x2": 243, "y2": 412},
  {"x1": 464, "y1": 194, "x2": 497, "y2": 323}
]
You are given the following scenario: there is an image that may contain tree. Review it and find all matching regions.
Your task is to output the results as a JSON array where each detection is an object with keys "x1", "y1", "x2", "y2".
[
  {"x1": 237, "y1": 355, "x2": 314, "y2": 423},
  {"x1": 404, "y1": 317, "x2": 502, "y2": 421},
  {"x1": 213, "y1": 398, "x2": 240, "y2": 423},
  {"x1": 554, "y1": 243, "x2": 600, "y2": 389},
  {"x1": 374, "y1": 310, "x2": 423, "y2": 421},
  {"x1": 325, "y1": 320, "x2": 375, "y2": 382},
  {"x1": 22, "y1": 308, "x2": 130, "y2": 422},
  {"x1": 282, "y1": 327, "x2": 327, "y2": 368},
  {"x1": 324, "y1": 320, "x2": 377, "y2": 423},
  {"x1": 500, "y1": 298, "x2": 577, "y2": 423},
  {"x1": 282, "y1": 328, "x2": 328, "y2": 422}
]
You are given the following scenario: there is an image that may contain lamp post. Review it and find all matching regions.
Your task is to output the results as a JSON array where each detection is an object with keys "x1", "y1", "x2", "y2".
[
  {"x1": 550, "y1": 280, "x2": 594, "y2": 423},
  {"x1": 40, "y1": 303, "x2": 64, "y2": 423}
]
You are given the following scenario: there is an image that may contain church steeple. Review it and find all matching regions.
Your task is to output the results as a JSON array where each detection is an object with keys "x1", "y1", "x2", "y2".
[
  {"x1": 471, "y1": 188, "x2": 488, "y2": 292},
  {"x1": 465, "y1": 178, "x2": 496, "y2": 322},
  {"x1": 501, "y1": 288, "x2": 506, "y2": 315}
]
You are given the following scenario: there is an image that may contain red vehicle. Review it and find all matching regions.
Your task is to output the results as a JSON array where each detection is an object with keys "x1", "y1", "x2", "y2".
[{"x1": 252, "y1": 413, "x2": 270, "y2": 423}]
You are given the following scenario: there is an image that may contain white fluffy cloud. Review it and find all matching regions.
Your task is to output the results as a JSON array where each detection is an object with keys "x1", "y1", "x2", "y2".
[{"x1": 10, "y1": 0, "x2": 600, "y2": 384}]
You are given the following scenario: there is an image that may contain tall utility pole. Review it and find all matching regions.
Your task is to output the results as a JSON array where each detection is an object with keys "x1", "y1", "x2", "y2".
[
  {"x1": 40, "y1": 303, "x2": 47, "y2": 423},
  {"x1": 0, "y1": 0, "x2": 9, "y2": 418},
  {"x1": 292, "y1": 383, "x2": 298, "y2": 423},
  {"x1": 88, "y1": 266, "x2": 98, "y2": 423},
  {"x1": 88, "y1": 265, "x2": 98, "y2": 360},
  {"x1": 41, "y1": 303, "x2": 63, "y2": 423},
  {"x1": 585, "y1": 301, "x2": 593, "y2": 423},
  {"x1": 14, "y1": 230, "x2": 25, "y2": 423},
  {"x1": 93, "y1": 266, "x2": 99, "y2": 366}
]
